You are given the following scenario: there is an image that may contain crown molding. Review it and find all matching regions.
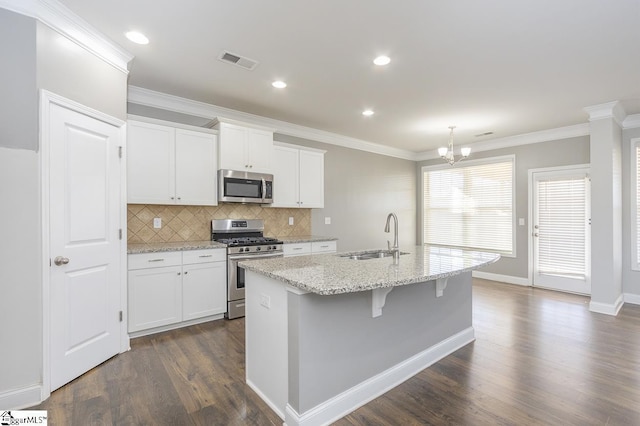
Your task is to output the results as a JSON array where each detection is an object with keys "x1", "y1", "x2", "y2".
[
  {"x1": 623, "y1": 113, "x2": 640, "y2": 129},
  {"x1": 584, "y1": 101, "x2": 626, "y2": 126},
  {"x1": 0, "y1": 0, "x2": 133, "y2": 73},
  {"x1": 415, "y1": 123, "x2": 590, "y2": 161},
  {"x1": 127, "y1": 86, "x2": 416, "y2": 160}
]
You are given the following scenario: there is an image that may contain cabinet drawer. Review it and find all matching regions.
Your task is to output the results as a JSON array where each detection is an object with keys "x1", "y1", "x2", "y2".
[
  {"x1": 312, "y1": 240, "x2": 337, "y2": 253},
  {"x1": 182, "y1": 248, "x2": 226, "y2": 265},
  {"x1": 283, "y1": 242, "x2": 311, "y2": 257},
  {"x1": 128, "y1": 251, "x2": 182, "y2": 270}
]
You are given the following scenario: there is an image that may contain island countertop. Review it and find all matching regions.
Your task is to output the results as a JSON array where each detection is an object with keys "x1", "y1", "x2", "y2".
[{"x1": 239, "y1": 245, "x2": 500, "y2": 295}]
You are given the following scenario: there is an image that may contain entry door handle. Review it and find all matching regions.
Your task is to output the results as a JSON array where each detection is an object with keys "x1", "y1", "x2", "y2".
[{"x1": 54, "y1": 256, "x2": 70, "y2": 266}]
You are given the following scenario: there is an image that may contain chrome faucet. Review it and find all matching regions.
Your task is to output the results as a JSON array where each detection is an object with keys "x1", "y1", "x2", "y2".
[{"x1": 384, "y1": 213, "x2": 399, "y2": 262}]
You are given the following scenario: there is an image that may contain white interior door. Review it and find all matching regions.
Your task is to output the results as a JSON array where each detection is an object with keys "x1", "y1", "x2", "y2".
[
  {"x1": 48, "y1": 101, "x2": 123, "y2": 391},
  {"x1": 532, "y1": 168, "x2": 591, "y2": 295}
]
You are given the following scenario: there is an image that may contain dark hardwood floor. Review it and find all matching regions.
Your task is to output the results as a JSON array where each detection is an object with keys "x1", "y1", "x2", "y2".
[{"x1": 33, "y1": 279, "x2": 640, "y2": 425}]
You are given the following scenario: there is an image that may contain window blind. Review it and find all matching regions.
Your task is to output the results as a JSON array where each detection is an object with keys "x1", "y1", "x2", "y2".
[
  {"x1": 536, "y1": 176, "x2": 587, "y2": 279},
  {"x1": 423, "y1": 159, "x2": 513, "y2": 254}
]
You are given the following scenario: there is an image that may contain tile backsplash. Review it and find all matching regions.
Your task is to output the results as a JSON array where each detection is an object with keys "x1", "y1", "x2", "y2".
[{"x1": 127, "y1": 204, "x2": 311, "y2": 243}]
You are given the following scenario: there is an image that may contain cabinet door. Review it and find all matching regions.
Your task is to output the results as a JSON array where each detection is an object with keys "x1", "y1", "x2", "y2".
[
  {"x1": 182, "y1": 262, "x2": 227, "y2": 320},
  {"x1": 218, "y1": 123, "x2": 248, "y2": 170},
  {"x1": 128, "y1": 266, "x2": 182, "y2": 332},
  {"x1": 283, "y1": 242, "x2": 312, "y2": 257},
  {"x1": 299, "y1": 150, "x2": 324, "y2": 208},
  {"x1": 127, "y1": 121, "x2": 175, "y2": 204},
  {"x1": 247, "y1": 128, "x2": 274, "y2": 173},
  {"x1": 175, "y1": 129, "x2": 217, "y2": 206},
  {"x1": 271, "y1": 145, "x2": 300, "y2": 207}
]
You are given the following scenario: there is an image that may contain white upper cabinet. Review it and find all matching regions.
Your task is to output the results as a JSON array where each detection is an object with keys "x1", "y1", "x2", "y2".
[
  {"x1": 214, "y1": 120, "x2": 274, "y2": 174},
  {"x1": 127, "y1": 119, "x2": 217, "y2": 206},
  {"x1": 272, "y1": 143, "x2": 325, "y2": 208}
]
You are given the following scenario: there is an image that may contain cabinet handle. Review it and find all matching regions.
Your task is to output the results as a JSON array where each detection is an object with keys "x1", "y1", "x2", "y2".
[
  {"x1": 320, "y1": 245, "x2": 329, "y2": 248},
  {"x1": 177, "y1": 197, "x2": 181, "y2": 200},
  {"x1": 199, "y1": 254, "x2": 213, "y2": 258},
  {"x1": 184, "y1": 271, "x2": 188, "y2": 275},
  {"x1": 245, "y1": 164, "x2": 249, "y2": 168},
  {"x1": 293, "y1": 247, "x2": 302, "y2": 251},
  {"x1": 170, "y1": 196, "x2": 175, "y2": 200},
  {"x1": 148, "y1": 259, "x2": 165, "y2": 262},
  {"x1": 177, "y1": 272, "x2": 181, "y2": 275}
]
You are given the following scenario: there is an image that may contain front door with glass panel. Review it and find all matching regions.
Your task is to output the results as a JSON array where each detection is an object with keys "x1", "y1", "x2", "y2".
[{"x1": 532, "y1": 168, "x2": 591, "y2": 295}]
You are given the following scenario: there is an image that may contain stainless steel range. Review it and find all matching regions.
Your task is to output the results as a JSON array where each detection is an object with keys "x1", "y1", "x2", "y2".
[{"x1": 212, "y1": 219, "x2": 283, "y2": 319}]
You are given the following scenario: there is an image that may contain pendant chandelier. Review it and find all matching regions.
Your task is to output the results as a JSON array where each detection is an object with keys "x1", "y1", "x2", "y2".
[{"x1": 438, "y1": 126, "x2": 471, "y2": 166}]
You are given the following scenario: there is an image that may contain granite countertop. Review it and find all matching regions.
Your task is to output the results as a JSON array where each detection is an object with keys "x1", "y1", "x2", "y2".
[
  {"x1": 128, "y1": 240, "x2": 227, "y2": 254},
  {"x1": 276, "y1": 235, "x2": 338, "y2": 244},
  {"x1": 239, "y1": 245, "x2": 500, "y2": 295}
]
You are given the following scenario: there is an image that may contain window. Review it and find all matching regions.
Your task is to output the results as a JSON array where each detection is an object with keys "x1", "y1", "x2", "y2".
[
  {"x1": 422, "y1": 156, "x2": 514, "y2": 255},
  {"x1": 633, "y1": 139, "x2": 640, "y2": 270}
]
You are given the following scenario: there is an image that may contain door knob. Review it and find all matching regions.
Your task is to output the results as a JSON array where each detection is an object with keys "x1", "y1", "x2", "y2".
[
  {"x1": 533, "y1": 233, "x2": 539, "y2": 237},
  {"x1": 54, "y1": 256, "x2": 70, "y2": 266}
]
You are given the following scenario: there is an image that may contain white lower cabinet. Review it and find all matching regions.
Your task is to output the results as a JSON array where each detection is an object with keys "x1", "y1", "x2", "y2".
[
  {"x1": 128, "y1": 249, "x2": 226, "y2": 335},
  {"x1": 283, "y1": 240, "x2": 337, "y2": 257}
]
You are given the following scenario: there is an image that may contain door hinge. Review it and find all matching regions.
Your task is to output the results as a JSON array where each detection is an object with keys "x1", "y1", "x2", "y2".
[
  {"x1": 118, "y1": 146, "x2": 123, "y2": 158},
  {"x1": 119, "y1": 229, "x2": 123, "y2": 240},
  {"x1": 119, "y1": 311, "x2": 123, "y2": 322}
]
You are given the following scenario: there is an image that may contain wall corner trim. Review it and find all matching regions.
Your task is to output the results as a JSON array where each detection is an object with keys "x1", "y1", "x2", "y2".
[
  {"x1": 589, "y1": 294, "x2": 624, "y2": 316},
  {"x1": 0, "y1": 0, "x2": 133, "y2": 73},
  {"x1": 0, "y1": 384, "x2": 43, "y2": 410},
  {"x1": 623, "y1": 293, "x2": 640, "y2": 306}
]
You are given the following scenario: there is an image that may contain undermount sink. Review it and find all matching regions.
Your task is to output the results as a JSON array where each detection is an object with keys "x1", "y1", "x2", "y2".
[{"x1": 339, "y1": 250, "x2": 409, "y2": 260}]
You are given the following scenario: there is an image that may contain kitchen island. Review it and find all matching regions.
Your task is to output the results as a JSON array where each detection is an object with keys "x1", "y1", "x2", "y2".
[{"x1": 240, "y1": 246, "x2": 499, "y2": 426}]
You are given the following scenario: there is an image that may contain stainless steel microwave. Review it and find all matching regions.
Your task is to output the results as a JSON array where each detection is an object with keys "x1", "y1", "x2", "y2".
[{"x1": 218, "y1": 169, "x2": 274, "y2": 204}]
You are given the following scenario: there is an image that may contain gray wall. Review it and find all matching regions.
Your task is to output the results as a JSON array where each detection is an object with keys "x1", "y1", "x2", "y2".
[
  {"x1": 0, "y1": 11, "x2": 128, "y2": 403},
  {"x1": 416, "y1": 136, "x2": 590, "y2": 279},
  {"x1": 0, "y1": 9, "x2": 37, "y2": 150},
  {"x1": 622, "y1": 127, "x2": 640, "y2": 295},
  {"x1": 275, "y1": 134, "x2": 416, "y2": 252}
]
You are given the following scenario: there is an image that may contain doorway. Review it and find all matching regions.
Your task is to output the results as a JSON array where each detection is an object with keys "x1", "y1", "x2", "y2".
[
  {"x1": 41, "y1": 91, "x2": 128, "y2": 396},
  {"x1": 530, "y1": 165, "x2": 591, "y2": 295}
]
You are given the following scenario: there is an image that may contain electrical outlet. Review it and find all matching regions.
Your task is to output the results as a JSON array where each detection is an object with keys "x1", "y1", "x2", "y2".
[
  {"x1": 260, "y1": 294, "x2": 271, "y2": 309},
  {"x1": 289, "y1": 217, "x2": 294, "y2": 226},
  {"x1": 153, "y1": 218, "x2": 162, "y2": 229},
  {"x1": 325, "y1": 217, "x2": 331, "y2": 225}
]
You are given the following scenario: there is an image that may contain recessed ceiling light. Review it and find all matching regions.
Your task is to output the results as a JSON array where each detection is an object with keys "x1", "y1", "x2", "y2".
[
  {"x1": 373, "y1": 56, "x2": 390, "y2": 66},
  {"x1": 362, "y1": 109, "x2": 375, "y2": 117},
  {"x1": 272, "y1": 80, "x2": 287, "y2": 89},
  {"x1": 125, "y1": 31, "x2": 149, "y2": 45}
]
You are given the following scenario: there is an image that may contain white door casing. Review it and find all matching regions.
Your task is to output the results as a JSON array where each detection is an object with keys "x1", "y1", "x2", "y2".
[
  {"x1": 41, "y1": 91, "x2": 127, "y2": 395},
  {"x1": 530, "y1": 165, "x2": 591, "y2": 295}
]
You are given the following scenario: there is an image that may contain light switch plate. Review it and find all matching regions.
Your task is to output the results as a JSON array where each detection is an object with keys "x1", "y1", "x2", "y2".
[
  {"x1": 289, "y1": 217, "x2": 294, "y2": 225},
  {"x1": 260, "y1": 294, "x2": 271, "y2": 309},
  {"x1": 153, "y1": 218, "x2": 162, "y2": 229},
  {"x1": 325, "y1": 217, "x2": 331, "y2": 225},
  {"x1": 518, "y1": 218, "x2": 525, "y2": 226}
]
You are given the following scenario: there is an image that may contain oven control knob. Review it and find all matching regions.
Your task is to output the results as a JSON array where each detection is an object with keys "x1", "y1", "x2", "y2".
[
  {"x1": 239, "y1": 248, "x2": 245, "y2": 253},
  {"x1": 256, "y1": 247, "x2": 261, "y2": 251}
]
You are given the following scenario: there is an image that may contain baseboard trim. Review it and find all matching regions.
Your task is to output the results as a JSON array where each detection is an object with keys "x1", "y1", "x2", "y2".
[
  {"x1": 247, "y1": 379, "x2": 285, "y2": 420},
  {"x1": 284, "y1": 327, "x2": 475, "y2": 426},
  {"x1": 0, "y1": 384, "x2": 42, "y2": 410},
  {"x1": 472, "y1": 271, "x2": 530, "y2": 286},
  {"x1": 128, "y1": 314, "x2": 224, "y2": 339},
  {"x1": 624, "y1": 293, "x2": 640, "y2": 305},
  {"x1": 589, "y1": 294, "x2": 624, "y2": 316}
]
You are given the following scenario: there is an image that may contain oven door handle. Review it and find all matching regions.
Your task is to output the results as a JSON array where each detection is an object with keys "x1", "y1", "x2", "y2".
[
  {"x1": 261, "y1": 178, "x2": 266, "y2": 203},
  {"x1": 229, "y1": 252, "x2": 283, "y2": 261}
]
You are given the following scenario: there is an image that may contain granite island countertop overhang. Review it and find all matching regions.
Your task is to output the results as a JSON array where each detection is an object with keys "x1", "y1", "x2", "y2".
[{"x1": 239, "y1": 245, "x2": 500, "y2": 295}]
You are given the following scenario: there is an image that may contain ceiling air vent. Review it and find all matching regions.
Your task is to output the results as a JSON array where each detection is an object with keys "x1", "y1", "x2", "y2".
[{"x1": 218, "y1": 50, "x2": 259, "y2": 70}]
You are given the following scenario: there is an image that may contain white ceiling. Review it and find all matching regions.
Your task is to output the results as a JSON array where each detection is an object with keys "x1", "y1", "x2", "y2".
[{"x1": 58, "y1": 0, "x2": 640, "y2": 153}]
